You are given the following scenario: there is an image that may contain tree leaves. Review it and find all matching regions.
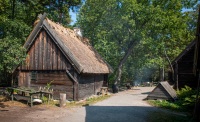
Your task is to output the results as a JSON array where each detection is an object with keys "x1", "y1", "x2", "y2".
[{"x1": 77, "y1": 0, "x2": 197, "y2": 84}]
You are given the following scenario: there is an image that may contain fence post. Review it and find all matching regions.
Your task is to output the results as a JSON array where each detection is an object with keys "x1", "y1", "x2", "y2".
[{"x1": 59, "y1": 93, "x2": 66, "y2": 107}]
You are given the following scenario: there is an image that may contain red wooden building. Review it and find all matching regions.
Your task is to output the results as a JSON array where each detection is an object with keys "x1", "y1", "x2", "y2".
[{"x1": 14, "y1": 13, "x2": 112, "y2": 100}]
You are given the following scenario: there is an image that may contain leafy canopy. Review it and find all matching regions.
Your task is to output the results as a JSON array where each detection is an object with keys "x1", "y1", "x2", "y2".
[{"x1": 77, "y1": 0, "x2": 197, "y2": 83}]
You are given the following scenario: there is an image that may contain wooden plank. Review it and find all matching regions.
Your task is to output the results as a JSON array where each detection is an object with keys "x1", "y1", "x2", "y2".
[
  {"x1": 38, "y1": 32, "x2": 42, "y2": 70},
  {"x1": 43, "y1": 31, "x2": 47, "y2": 69},
  {"x1": 52, "y1": 40, "x2": 57, "y2": 70},
  {"x1": 47, "y1": 35, "x2": 50, "y2": 70},
  {"x1": 57, "y1": 47, "x2": 61, "y2": 70},
  {"x1": 49, "y1": 36, "x2": 53, "y2": 70},
  {"x1": 32, "y1": 42, "x2": 35, "y2": 70},
  {"x1": 41, "y1": 31, "x2": 44, "y2": 70},
  {"x1": 35, "y1": 36, "x2": 39, "y2": 70},
  {"x1": 26, "y1": 72, "x2": 30, "y2": 87},
  {"x1": 26, "y1": 52, "x2": 30, "y2": 70}
]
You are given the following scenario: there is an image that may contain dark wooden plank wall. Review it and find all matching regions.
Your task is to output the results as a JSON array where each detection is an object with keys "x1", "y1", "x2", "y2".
[
  {"x1": 21, "y1": 29, "x2": 69, "y2": 71},
  {"x1": 79, "y1": 74, "x2": 95, "y2": 100},
  {"x1": 148, "y1": 85, "x2": 172, "y2": 100},
  {"x1": 78, "y1": 74, "x2": 105, "y2": 100},
  {"x1": 95, "y1": 75, "x2": 104, "y2": 94},
  {"x1": 172, "y1": 46, "x2": 197, "y2": 89},
  {"x1": 19, "y1": 71, "x2": 74, "y2": 100}
]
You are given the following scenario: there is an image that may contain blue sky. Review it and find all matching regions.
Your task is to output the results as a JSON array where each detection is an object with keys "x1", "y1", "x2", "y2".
[{"x1": 69, "y1": 9, "x2": 78, "y2": 25}]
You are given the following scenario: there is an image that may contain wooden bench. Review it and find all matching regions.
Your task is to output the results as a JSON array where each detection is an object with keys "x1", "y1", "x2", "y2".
[
  {"x1": 13, "y1": 94, "x2": 42, "y2": 105},
  {"x1": 9, "y1": 87, "x2": 52, "y2": 107}
]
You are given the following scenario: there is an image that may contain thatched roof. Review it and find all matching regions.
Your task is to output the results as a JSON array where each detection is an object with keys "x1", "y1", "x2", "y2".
[{"x1": 24, "y1": 13, "x2": 113, "y2": 74}]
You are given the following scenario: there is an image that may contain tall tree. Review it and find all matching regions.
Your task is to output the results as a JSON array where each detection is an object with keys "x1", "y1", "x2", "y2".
[{"x1": 77, "y1": 0, "x2": 197, "y2": 85}]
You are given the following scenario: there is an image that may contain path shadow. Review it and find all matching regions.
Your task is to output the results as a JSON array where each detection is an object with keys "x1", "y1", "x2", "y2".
[
  {"x1": 85, "y1": 106, "x2": 191, "y2": 122},
  {"x1": 85, "y1": 106, "x2": 158, "y2": 122},
  {"x1": 141, "y1": 92, "x2": 151, "y2": 94}
]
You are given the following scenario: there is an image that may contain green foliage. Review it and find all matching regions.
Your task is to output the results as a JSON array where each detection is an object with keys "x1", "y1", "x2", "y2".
[
  {"x1": 66, "y1": 95, "x2": 111, "y2": 107},
  {"x1": 41, "y1": 96, "x2": 48, "y2": 103},
  {"x1": 46, "y1": 80, "x2": 54, "y2": 90},
  {"x1": 177, "y1": 85, "x2": 196, "y2": 99},
  {"x1": 148, "y1": 100, "x2": 181, "y2": 111},
  {"x1": 149, "y1": 86, "x2": 199, "y2": 113},
  {"x1": 177, "y1": 85, "x2": 197, "y2": 107},
  {"x1": 77, "y1": 0, "x2": 197, "y2": 83}
]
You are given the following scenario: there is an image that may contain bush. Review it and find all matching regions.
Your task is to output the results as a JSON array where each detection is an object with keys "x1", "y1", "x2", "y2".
[
  {"x1": 177, "y1": 85, "x2": 197, "y2": 109},
  {"x1": 177, "y1": 85, "x2": 196, "y2": 99},
  {"x1": 148, "y1": 85, "x2": 199, "y2": 113},
  {"x1": 148, "y1": 100, "x2": 181, "y2": 111}
]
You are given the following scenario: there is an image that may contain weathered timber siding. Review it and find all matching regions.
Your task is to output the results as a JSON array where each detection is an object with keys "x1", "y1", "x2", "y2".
[
  {"x1": 79, "y1": 74, "x2": 95, "y2": 100},
  {"x1": 94, "y1": 75, "x2": 104, "y2": 94},
  {"x1": 18, "y1": 71, "x2": 74, "y2": 100},
  {"x1": 148, "y1": 86, "x2": 171, "y2": 100},
  {"x1": 21, "y1": 29, "x2": 69, "y2": 70},
  {"x1": 18, "y1": 71, "x2": 30, "y2": 87},
  {"x1": 172, "y1": 45, "x2": 197, "y2": 89},
  {"x1": 78, "y1": 74, "x2": 105, "y2": 100}
]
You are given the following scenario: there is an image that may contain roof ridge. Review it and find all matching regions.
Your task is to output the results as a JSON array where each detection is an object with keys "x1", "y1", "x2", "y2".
[{"x1": 24, "y1": 13, "x2": 113, "y2": 74}]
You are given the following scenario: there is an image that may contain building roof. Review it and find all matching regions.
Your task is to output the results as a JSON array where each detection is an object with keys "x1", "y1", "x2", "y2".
[
  {"x1": 24, "y1": 13, "x2": 113, "y2": 74},
  {"x1": 159, "y1": 81, "x2": 177, "y2": 99},
  {"x1": 147, "y1": 81, "x2": 177, "y2": 101},
  {"x1": 172, "y1": 40, "x2": 196, "y2": 65}
]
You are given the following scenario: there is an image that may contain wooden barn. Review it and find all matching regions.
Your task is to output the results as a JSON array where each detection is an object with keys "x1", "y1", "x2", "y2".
[
  {"x1": 13, "y1": 13, "x2": 113, "y2": 100},
  {"x1": 169, "y1": 40, "x2": 197, "y2": 89},
  {"x1": 147, "y1": 81, "x2": 177, "y2": 101}
]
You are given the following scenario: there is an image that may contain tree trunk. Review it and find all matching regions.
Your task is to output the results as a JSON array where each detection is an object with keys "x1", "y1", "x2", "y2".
[
  {"x1": 114, "y1": 41, "x2": 136, "y2": 85},
  {"x1": 164, "y1": 44, "x2": 174, "y2": 81},
  {"x1": 12, "y1": 0, "x2": 16, "y2": 20}
]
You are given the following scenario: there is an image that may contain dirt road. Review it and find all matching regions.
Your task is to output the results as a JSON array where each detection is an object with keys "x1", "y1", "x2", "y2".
[{"x1": 0, "y1": 87, "x2": 158, "y2": 122}]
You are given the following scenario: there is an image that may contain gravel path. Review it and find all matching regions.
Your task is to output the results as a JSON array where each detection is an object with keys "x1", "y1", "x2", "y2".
[{"x1": 0, "y1": 87, "x2": 159, "y2": 122}]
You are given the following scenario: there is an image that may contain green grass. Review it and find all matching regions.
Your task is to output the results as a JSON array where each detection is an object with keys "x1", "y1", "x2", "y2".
[
  {"x1": 148, "y1": 100, "x2": 181, "y2": 111},
  {"x1": 66, "y1": 95, "x2": 111, "y2": 107},
  {"x1": 147, "y1": 111, "x2": 195, "y2": 122},
  {"x1": 41, "y1": 95, "x2": 111, "y2": 107},
  {"x1": 147, "y1": 100, "x2": 197, "y2": 121}
]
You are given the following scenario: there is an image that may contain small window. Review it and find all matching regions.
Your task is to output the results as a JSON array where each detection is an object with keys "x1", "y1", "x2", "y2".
[{"x1": 31, "y1": 72, "x2": 37, "y2": 81}]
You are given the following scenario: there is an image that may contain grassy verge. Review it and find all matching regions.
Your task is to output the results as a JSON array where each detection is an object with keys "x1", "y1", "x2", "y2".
[
  {"x1": 0, "y1": 94, "x2": 111, "y2": 108},
  {"x1": 148, "y1": 100, "x2": 181, "y2": 111},
  {"x1": 147, "y1": 111, "x2": 195, "y2": 122},
  {"x1": 66, "y1": 95, "x2": 111, "y2": 107},
  {"x1": 41, "y1": 94, "x2": 111, "y2": 107},
  {"x1": 147, "y1": 100, "x2": 196, "y2": 122},
  {"x1": 147, "y1": 100, "x2": 194, "y2": 113}
]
